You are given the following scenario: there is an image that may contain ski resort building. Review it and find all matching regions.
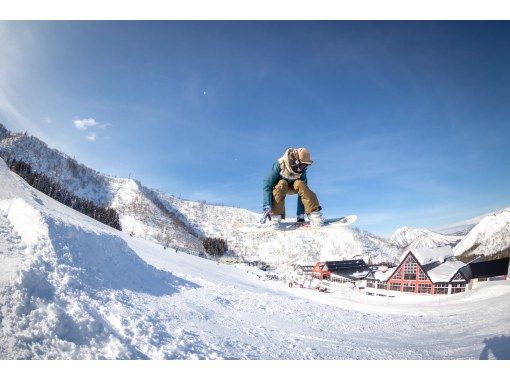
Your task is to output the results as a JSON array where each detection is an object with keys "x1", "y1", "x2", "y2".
[
  {"x1": 294, "y1": 264, "x2": 314, "y2": 276},
  {"x1": 366, "y1": 247, "x2": 471, "y2": 295},
  {"x1": 312, "y1": 259, "x2": 372, "y2": 283},
  {"x1": 466, "y1": 257, "x2": 510, "y2": 289}
]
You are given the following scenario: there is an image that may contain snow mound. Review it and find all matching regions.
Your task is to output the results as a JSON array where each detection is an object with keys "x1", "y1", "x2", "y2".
[{"x1": 0, "y1": 160, "x2": 195, "y2": 358}]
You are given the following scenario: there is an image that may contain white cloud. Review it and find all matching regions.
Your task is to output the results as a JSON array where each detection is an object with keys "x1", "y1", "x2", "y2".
[
  {"x1": 86, "y1": 132, "x2": 97, "y2": 142},
  {"x1": 73, "y1": 117, "x2": 97, "y2": 130},
  {"x1": 43, "y1": 116, "x2": 52, "y2": 124}
]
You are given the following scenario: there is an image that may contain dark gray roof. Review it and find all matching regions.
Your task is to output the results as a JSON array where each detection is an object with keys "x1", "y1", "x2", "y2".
[
  {"x1": 296, "y1": 265, "x2": 313, "y2": 272},
  {"x1": 469, "y1": 257, "x2": 509, "y2": 278},
  {"x1": 324, "y1": 259, "x2": 368, "y2": 272},
  {"x1": 459, "y1": 265, "x2": 473, "y2": 281},
  {"x1": 324, "y1": 260, "x2": 372, "y2": 280}
]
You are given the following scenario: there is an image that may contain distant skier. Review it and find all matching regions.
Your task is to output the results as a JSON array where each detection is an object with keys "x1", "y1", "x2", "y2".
[{"x1": 262, "y1": 147, "x2": 324, "y2": 228}]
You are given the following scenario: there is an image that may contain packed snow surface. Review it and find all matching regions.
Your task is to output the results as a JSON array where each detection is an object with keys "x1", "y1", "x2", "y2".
[{"x1": 1, "y1": 160, "x2": 510, "y2": 359}]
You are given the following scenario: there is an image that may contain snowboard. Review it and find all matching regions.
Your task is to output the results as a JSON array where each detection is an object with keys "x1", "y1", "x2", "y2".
[{"x1": 237, "y1": 215, "x2": 357, "y2": 233}]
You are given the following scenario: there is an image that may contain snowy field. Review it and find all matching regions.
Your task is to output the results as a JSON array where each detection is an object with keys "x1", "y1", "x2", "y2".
[{"x1": 1, "y1": 160, "x2": 509, "y2": 360}]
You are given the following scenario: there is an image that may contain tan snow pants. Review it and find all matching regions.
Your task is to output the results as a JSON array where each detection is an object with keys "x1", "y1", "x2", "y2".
[{"x1": 271, "y1": 179, "x2": 320, "y2": 217}]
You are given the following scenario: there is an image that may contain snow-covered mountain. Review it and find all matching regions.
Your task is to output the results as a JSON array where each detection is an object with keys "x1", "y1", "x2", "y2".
[
  {"x1": 389, "y1": 226, "x2": 463, "y2": 250},
  {"x1": 433, "y1": 210, "x2": 508, "y2": 236},
  {"x1": 454, "y1": 208, "x2": 510, "y2": 257},
  {"x1": 0, "y1": 123, "x2": 400, "y2": 265}
]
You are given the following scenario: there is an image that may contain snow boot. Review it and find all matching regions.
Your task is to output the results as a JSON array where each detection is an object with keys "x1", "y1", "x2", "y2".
[
  {"x1": 269, "y1": 215, "x2": 283, "y2": 230},
  {"x1": 308, "y1": 210, "x2": 324, "y2": 227}
]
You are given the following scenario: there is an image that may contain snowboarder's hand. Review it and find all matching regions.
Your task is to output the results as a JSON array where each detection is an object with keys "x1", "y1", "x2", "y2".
[{"x1": 260, "y1": 206, "x2": 271, "y2": 224}]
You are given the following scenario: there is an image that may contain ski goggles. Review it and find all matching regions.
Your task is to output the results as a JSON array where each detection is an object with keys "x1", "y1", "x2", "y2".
[{"x1": 292, "y1": 161, "x2": 311, "y2": 173}]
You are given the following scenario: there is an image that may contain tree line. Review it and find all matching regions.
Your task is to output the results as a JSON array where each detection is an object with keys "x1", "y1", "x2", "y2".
[
  {"x1": 4, "y1": 156, "x2": 122, "y2": 231},
  {"x1": 202, "y1": 237, "x2": 228, "y2": 256}
]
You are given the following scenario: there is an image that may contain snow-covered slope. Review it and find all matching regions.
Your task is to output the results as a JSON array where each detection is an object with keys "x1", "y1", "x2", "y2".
[
  {"x1": 454, "y1": 208, "x2": 510, "y2": 257},
  {"x1": 0, "y1": 124, "x2": 204, "y2": 253},
  {"x1": 1, "y1": 158, "x2": 510, "y2": 359},
  {"x1": 0, "y1": 124, "x2": 399, "y2": 265},
  {"x1": 165, "y1": 191, "x2": 401, "y2": 265},
  {"x1": 229, "y1": 227, "x2": 400, "y2": 266},
  {"x1": 389, "y1": 226, "x2": 462, "y2": 250}
]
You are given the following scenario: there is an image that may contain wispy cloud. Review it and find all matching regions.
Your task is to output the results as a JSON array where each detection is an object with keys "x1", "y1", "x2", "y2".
[
  {"x1": 86, "y1": 132, "x2": 97, "y2": 142},
  {"x1": 73, "y1": 117, "x2": 111, "y2": 141},
  {"x1": 73, "y1": 117, "x2": 98, "y2": 130}
]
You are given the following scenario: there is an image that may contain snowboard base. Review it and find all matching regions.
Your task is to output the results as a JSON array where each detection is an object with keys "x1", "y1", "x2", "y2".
[{"x1": 237, "y1": 215, "x2": 357, "y2": 233}]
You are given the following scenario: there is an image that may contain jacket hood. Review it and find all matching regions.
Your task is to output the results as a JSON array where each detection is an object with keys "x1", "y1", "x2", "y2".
[{"x1": 278, "y1": 148, "x2": 303, "y2": 181}]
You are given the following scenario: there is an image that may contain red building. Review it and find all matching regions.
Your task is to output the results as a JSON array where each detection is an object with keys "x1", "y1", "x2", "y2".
[
  {"x1": 385, "y1": 251, "x2": 437, "y2": 294},
  {"x1": 369, "y1": 247, "x2": 470, "y2": 295},
  {"x1": 312, "y1": 260, "x2": 370, "y2": 281}
]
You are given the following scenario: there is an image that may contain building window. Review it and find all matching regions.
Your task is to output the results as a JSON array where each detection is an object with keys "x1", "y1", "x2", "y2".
[
  {"x1": 393, "y1": 270, "x2": 402, "y2": 280},
  {"x1": 377, "y1": 282, "x2": 387, "y2": 290},
  {"x1": 389, "y1": 283, "x2": 400, "y2": 291},
  {"x1": 451, "y1": 273, "x2": 464, "y2": 282},
  {"x1": 435, "y1": 284, "x2": 449, "y2": 294},
  {"x1": 418, "y1": 269, "x2": 427, "y2": 280},
  {"x1": 418, "y1": 284, "x2": 432, "y2": 294},
  {"x1": 478, "y1": 277, "x2": 487, "y2": 282},
  {"x1": 403, "y1": 283, "x2": 415, "y2": 292},
  {"x1": 451, "y1": 283, "x2": 466, "y2": 293},
  {"x1": 404, "y1": 258, "x2": 417, "y2": 280},
  {"x1": 367, "y1": 280, "x2": 375, "y2": 288},
  {"x1": 332, "y1": 276, "x2": 349, "y2": 284}
]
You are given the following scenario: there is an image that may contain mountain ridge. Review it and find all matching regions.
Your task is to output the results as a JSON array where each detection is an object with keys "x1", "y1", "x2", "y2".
[{"x1": 389, "y1": 226, "x2": 463, "y2": 250}]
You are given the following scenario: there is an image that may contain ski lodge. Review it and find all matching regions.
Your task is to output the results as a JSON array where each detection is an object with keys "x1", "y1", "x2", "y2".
[
  {"x1": 294, "y1": 264, "x2": 314, "y2": 276},
  {"x1": 289, "y1": 246, "x2": 509, "y2": 296},
  {"x1": 311, "y1": 259, "x2": 372, "y2": 283},
  {"x1": 365, "y1": 247, "x2": 509, "y2": 296}
]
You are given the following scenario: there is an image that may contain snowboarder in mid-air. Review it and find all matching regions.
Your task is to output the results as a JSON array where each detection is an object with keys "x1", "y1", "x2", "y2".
[{"x1": 262, "y1": 147, "x2": 324, "y2": 228}]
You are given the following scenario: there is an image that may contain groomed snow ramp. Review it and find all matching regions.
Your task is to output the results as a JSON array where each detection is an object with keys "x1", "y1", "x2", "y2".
[{"x1": 0, "y1": 160, "x2": 197, "y2": 359}]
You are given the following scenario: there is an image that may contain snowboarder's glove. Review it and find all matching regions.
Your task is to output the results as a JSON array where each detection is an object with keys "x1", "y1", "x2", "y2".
[{"x1": 260, "y1": 206, "x2": 272, "y2": 224}]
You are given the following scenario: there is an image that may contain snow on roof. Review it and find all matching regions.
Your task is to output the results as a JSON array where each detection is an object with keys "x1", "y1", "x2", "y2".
[
  {"x1": 427, "y1": 260, "x2": 466, "y2": 283},
  {"x1": 401, "y1": 246, "x2": 453, "y2": 266},
  {"x1": 331, "y1": 270, "x2": 371, "y2": 280},
  {"x1": 373, "y1": 267, "x2": 396, "y2": 282}
]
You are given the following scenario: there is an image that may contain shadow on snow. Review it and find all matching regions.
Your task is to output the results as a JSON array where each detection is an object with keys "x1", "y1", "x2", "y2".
[
  {"x1": 47, "y1": 221, "x2": 199, "y2": 296},
  {"x1": 479, "y1": 335, "x2": 510, "y2": 360}
]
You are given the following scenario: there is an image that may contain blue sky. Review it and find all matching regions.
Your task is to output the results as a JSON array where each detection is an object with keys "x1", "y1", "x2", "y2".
[{"x1": 1, "y1": 21, "x2": 509, "y2": 235}]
